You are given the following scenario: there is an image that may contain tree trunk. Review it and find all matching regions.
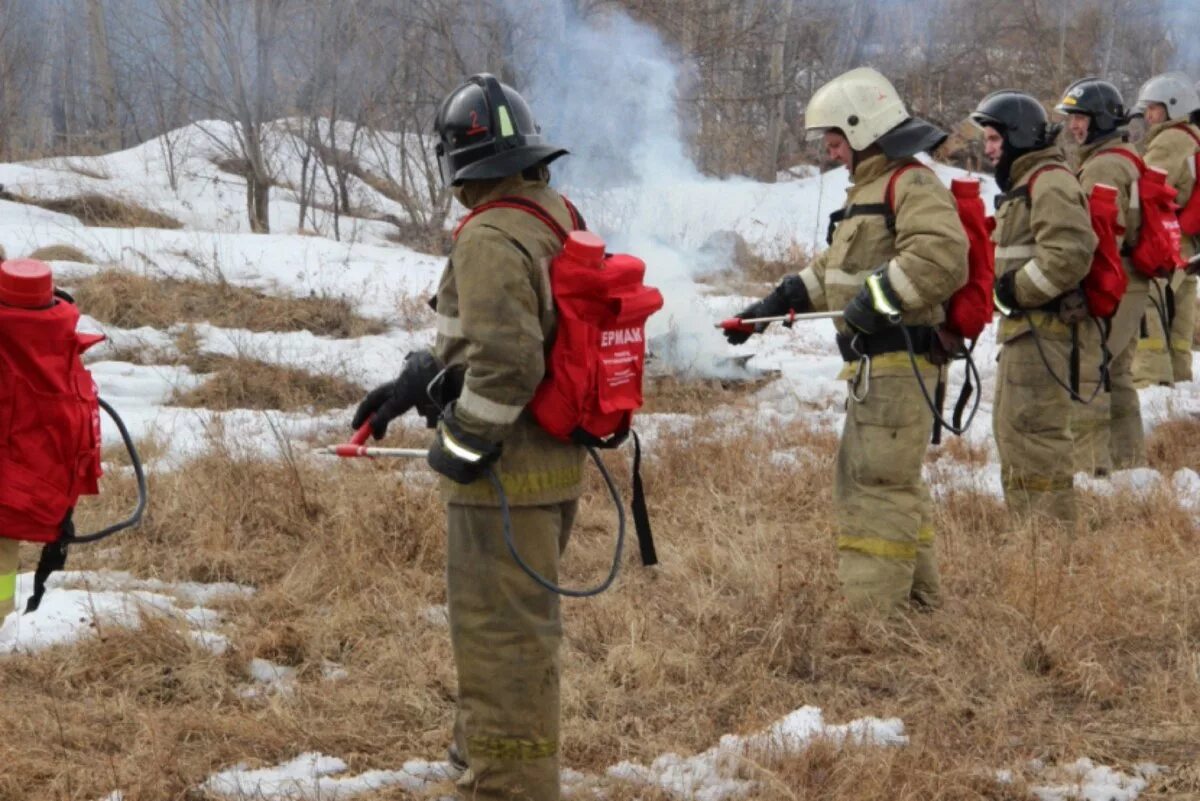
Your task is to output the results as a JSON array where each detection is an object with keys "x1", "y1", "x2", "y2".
[
  {"x1": 86, "y1": 0, "x2": 118, "y2": 149},
  {"x1": 761, "y1": 0, "x2": 795, "y2": 182}
]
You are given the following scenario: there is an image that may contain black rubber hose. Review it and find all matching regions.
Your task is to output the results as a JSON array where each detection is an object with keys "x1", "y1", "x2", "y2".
[
  {"x1": 488, "y1": 445, "x2": 625, "y2": 598},
  {"x1": 72, "y1": 397, "x2": 148, "y2": 544}
]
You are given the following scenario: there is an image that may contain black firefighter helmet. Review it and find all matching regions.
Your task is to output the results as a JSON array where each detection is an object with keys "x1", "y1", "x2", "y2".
[
  {"x1": 1055, "y1": 77, "x2": 1127, "y2": 139},
  {"x1": 970, "y1": 90, "x2": 1058, "y2": 151},
  {"x1": 434, "y1": 73, "x2": 567, "y2": 186}
]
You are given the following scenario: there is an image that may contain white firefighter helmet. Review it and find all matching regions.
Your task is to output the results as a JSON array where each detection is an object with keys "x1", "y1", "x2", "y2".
[
  {"x1": 1133, "y1": 72, "x2": 1200, "y2": 119},
  {"x1": 805, "y1": 67, "x2": 910, "y2": 151}
]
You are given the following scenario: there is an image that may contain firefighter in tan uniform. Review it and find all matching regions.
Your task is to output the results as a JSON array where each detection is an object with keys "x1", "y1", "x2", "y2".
[
  {"x1": 971, "y1": 91, "x2": 1099, "y2": 524},
  {"x1": 353, "y1": 74, "x2": 583, "y2": 801},
  {"x1": 1056, "y1": 78, "x2": 1148, "y2": 473},
  {"x1": 727, "y1": 68, "x2": 967, "y2": 612},
  {"x1": 1132, "y1": 73, "x2": 1200, "y2": 386}
]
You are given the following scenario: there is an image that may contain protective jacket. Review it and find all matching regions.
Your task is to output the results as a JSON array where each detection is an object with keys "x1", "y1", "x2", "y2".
[
  {"x1": 799, "y1": 154, "x2": 968, "y2": 351},
  {"x1": 993, "y1": 146, "x2": 1098, "y2": 343},
  {"x1": 432, "y1": 172, "x2": 584, "y2": 506}
]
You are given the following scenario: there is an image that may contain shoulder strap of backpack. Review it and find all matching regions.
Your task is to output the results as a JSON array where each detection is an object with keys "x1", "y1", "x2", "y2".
[
  {"x1": 1102, "y1": 147, "x2": 1147, "y2": 175},
  {"x1": 825, "y1": 162, "x2": 930, "y2": 245},
  {"x1": 996, "y1": 164, "x2": 1070, "y2": 210},
  {"x1": 453, "y1": 195, "x2": 585, "y2": 242}
]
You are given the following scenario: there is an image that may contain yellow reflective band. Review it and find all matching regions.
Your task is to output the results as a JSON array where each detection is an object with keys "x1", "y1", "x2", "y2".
[
  {"x1": 866, "y1": 273, "x2": 901, "y2": 317},
  {"x1": 917, "y1": 526, "x2": 935, "y2": 544},
  {"x1": 468, "y1": 735, "x2": 557, "y2": 761},
  {"x1": 0, "y1": 572, "x2": 14, "y2": 604},
  {"x1": 497, "y1": 106, "x2": 515, "y2": 137},
  {"x1": 442, "y1": 429, "x2": 484, "y2": 463},
  {"x1": 1061, "y1": 96, "x2": 1077, "y2": 106},
  {"x1": 1137, "y1": 337, "x2": 1167, "y2": 353},
  {"x1": 1170, "y1": 338, "x2": 1193, "y2": 352},
  {"x1": 451, "y1": 465, "x2": 583, "y2": 501},
  {"x1": 836, "y1": 535, "x2": 918, "y2": 561},
  {"x1": 1003, "y1": 474, "x2": 1073, "y2": 493}
]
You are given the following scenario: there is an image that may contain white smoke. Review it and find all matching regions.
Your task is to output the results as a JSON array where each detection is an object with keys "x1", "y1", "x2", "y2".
[
  {"x1": 503, "y1": 1, "x2": 758, "y2": 378},
  {"x1": 1165, "y1": 0, "x2": 1200, "y2": 75}
]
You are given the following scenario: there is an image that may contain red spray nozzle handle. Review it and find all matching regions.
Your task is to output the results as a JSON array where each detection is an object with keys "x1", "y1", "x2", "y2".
[
  {"x1": 351, "y1": 422, "x2": 373, "y2": 445},
  {"x1": 719, "y1": 317, "x2": 756, "y2": 334},
  {"x1": 323, "y1": 421, "x2": 375, "y2": 458}
]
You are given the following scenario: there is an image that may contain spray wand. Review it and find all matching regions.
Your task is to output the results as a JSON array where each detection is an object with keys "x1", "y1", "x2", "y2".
[
  {"x1": 320, "y1": 419, "x2": 626, "y2": 599},
  {"x1": 715, "y1": 310, "x2": 843, "y2": 334},
  {"x1": 322, "y1": 422, "x2": 425, "y2": 459}
]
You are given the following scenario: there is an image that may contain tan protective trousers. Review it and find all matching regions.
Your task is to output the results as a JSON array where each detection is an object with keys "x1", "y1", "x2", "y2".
[
  {"x1": 995, "y1": 318, "x2": 1102, "y2": 524},
  {"x1": 0, "y1": 538, "x2": 16, "y2": 620},
  {"x1": 1072, "y1": 273, "x2": 1149, "y2": 474},
  {"x1": 1134, "y1": 274, "x2": 1195, "y2": 386},
  {"x1": 447, "y1": 501, "x2": 575, "y2": 801},
  {"x1": 835, "y1": 361, "x2": 939, "y2": 613},
  {"x1": 1171, "y1": 274, "x2": 1196, "y2": 382}
]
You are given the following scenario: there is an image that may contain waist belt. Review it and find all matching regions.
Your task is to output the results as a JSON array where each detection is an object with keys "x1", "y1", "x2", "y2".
[{"x1": 836, "y1": 325, "x2": 933, "y2": 361}]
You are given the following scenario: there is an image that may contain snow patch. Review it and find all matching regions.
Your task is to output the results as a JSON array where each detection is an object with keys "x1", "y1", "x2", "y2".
[
  {"x1": 0, "y1": 570, "x2": 251, "y2": 655},
  {"x1": 606, "y1": 706, "x2": 906, "y2": 800},
  {"x1": 202, "y1": 751, "x2": 458, "y2": 800}
]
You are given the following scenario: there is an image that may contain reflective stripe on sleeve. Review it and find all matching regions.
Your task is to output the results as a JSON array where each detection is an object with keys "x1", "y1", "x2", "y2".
[
  {"x1": 458, "y1": 385, "x2": 524, "y2": 425},
  {"x1": 1021, "y1": 258, "x2": 1063, "y2": 299},
  {"x1": 799, "y1": 266, "x2": 825, "y2": 308},
  {"x1": 436, "y1": 313, "x2": 464, "y2": 338},
  {"x1": 995, "y1": 244, "x2": 1036, "y2": 260},
  {"x1": 0, "y1": 571, "x2": 14, "y2": 604},
  {"x1": 885, "y1": 259, "x2": 921, "y2": 309}
]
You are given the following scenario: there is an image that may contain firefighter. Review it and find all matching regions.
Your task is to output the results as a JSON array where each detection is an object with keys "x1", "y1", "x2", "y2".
[
  {"x1": 1055, "y1": 78, "x2": 1147, "y2": 474},
  {"x1": 1131, "y1": 73, "x2": 1200, "y2": 387},
  {"x1": 726, "y1": 67, "x2": 968, "y2": 613},
  {"x1": 352, "y1": 74, "x2": 582, "y2": 801},
  {"x1": 971, "y1": 91, "x2": 1099, "y2": 524}
]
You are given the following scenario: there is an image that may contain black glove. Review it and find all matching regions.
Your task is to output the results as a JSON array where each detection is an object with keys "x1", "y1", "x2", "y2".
[
  {"x1": 843, "y1": 267, "x2": 903, "y2": 336},
  {"x1": 993, "y1": 270, "x2": 1021, "y2": 317},
  {"x1": 723, "y1": 274, "x2": 811, "y2": 345},
  {"x1": 351, "y1": 351, "x2": 451, "y2": 439},
  {"x1": 427, "y1": 402, "x2": 502, "y2": 484}
]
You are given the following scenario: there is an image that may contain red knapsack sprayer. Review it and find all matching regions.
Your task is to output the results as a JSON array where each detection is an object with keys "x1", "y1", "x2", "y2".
[{"x1": 0, "y1": 259, "x2": 147, "y2": 613}]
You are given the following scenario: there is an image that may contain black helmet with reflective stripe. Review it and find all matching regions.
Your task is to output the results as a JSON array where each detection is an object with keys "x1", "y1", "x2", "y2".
[
  {"x1": 970, "y1": 90, "x2": 1057, "y2": 150},
  {"x1": 434, "y1": 73, "x2": 568, "y2": 186},
  {"x1": 1055, "y1": 77, "x2": 1127, "y2": 137}
]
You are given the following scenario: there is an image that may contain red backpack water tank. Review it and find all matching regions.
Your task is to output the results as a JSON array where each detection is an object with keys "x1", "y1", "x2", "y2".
[
  {"x1": 1103, "y1": 150, "x2": 1185, "y2": 277},
  {"x1": 0, "y1": 259, "x2": 104, "y2": 543},
  {"x1": 528, "y1": 230, "x2": 663, "y2": 444},
  {"x1": 1082, "y1": 183, "x2": 1128, "y2": 318},
  {"x1": 945, "y1": 176, "x2": 995, "y2": 340}
]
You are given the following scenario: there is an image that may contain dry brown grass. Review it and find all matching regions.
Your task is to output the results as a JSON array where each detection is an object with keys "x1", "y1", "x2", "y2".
[
  {"x1": 1146, "y1": 417, "x2": 1200, "y2": 475},
  {"x1": 9, "y1": 192, "x2": 182, "y2": 229},
  {"x1": 701, "y1": 237, "x2": 814, "y2": 297},
  {"x1": 27, "y1": 243, "x2": 95, "y2": 263},
  {"x1": 72, "y1": 270, "x2": 387, "y2": 337},
  {"x1": 169, "y1": 353, "x2": 365, "y2": 412},
  {"x1": 2, "y1": 398, "x2": 1196, "y2": 800}
]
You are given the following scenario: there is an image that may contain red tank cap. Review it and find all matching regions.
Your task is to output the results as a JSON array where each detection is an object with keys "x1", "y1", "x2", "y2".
[
  {"x1": 0, "y1": 259, "x2": 54, "y2": 308},
  {"x1": 950, "y1": 176, "x2": 981, "y2": 198},
  {"x1": 564, "y1": 230, "x2": 606, "y2": 263}
]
